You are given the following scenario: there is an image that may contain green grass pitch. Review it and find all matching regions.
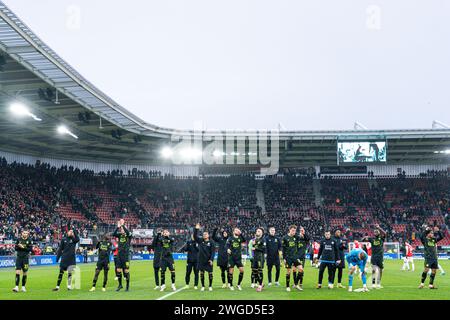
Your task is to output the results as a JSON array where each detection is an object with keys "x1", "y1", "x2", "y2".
[{"x1": 0, "y1": 260, "x2": 449, "y2": 300}]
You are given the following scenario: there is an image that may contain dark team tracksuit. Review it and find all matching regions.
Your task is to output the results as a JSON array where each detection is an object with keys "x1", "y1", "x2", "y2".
[
  {"x1": 194, "y1": 228, "x2": 216, "y2": 288},
  {"x1": 317, "y1": 237, "x2": 339, "y2": 286},
  {"x1": 265, "y1": 234, "x2": 281, "y2": 284},
  {"x1": 212, "y1": 228, "x2": 229, "y2": 284},
  {"x1": 150, "y1": 232, "x2": 162, "y2": 286},
  {"x1": 181, "y1": 239, "x2": 199, "y2": 287},
  {"x1": 333, "y1": 235, "x2": 347, "y2": 284}
]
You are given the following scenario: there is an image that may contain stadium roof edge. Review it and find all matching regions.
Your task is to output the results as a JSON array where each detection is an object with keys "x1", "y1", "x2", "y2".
[{"x1": 1, "y1": 1, "x2": 450, "y2": 141}]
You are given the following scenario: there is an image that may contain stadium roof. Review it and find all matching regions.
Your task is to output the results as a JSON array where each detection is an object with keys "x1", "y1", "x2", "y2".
[{"x1": 0, "y1": 1, "x2": 449, "y2": 167}]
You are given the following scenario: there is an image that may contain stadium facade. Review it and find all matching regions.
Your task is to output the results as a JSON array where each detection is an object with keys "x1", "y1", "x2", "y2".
[{"x1": 0, "y1": 1, "x2": 449, "y2": 176}]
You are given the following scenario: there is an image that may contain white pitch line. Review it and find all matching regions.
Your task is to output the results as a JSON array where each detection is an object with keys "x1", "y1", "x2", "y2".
[{"x1": 156, "y1": 287, "x2": 186, "y2": 300}]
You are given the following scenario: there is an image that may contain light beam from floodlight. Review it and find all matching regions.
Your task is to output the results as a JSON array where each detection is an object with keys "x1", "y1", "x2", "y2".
[
  {"x1": 57, "y1": 125, "x2": 78, "y2": 139},
  {"x1": 181, "y1": 148, "x2": 202, "y2": 160},
  {"x1": 9, "y1": 102, "x2": 42, "y2": 121},
  {"x1": 160, "y1": 147, "x2": 173, "y2": 159},
  {"x1": 213, "y1": 150, "x2": 225, "y2": 157}
]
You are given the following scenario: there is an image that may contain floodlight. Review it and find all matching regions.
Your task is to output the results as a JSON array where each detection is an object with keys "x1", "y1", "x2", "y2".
[{"x1": 57, "y1": 125, "x2": 78, "y2": 139}]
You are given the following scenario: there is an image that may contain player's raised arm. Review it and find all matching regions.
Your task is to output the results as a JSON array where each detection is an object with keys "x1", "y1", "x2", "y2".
[
  {"x1": 122, "y1": 224, "x2": 131, "y2": 238},
  {"x1": 212, "y1": 227, "x2": 221, "y2": 242},
  {"x1": 72, "y1": 228, "x2": 80, "y2": 243},
  {"x1": 376, "y1": 224, "x2": 387, "y2": 238},
  {"x1": 419, "y1": 226, "x2": 429, "y2": 244},
  {"x1": 112, "y1": 225, "x2": 120, "y2": 238},
  {"x1": 150, "y1": 230, "x2": 161, "y2": 249},
  {"x1": 434, "y1": 227, "x2": 444, "y2": 242},
  {"x1": 194, "y1": 224, "x2": 202, "y2": 243}
]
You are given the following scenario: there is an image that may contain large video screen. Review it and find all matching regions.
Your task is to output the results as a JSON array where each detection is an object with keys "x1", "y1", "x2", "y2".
[{"x1": 338, "y1": 141, "x2": 387, "y2": 163}]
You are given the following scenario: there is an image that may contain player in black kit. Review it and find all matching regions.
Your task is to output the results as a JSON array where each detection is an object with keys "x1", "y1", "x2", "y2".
[
  {"x1": 53, "y1": 226, "x2": 80, "y2": 291},
  {"x1": 194, "y1": 224, "x2": 216, "y2": 291},
  {"x1": 89, "y1": 234, "x2": 112, "y2": 292},
  {"x1": 159, "y1": 229, "x2": 177, "y2": 291},
  {"x1": 12, "y1": 230, "x2": 33, "y2": 293},
  {"x1": 294, "y1": 226, "x2": 310, "y2": 290},
  {"x1": 212, "y1": 227, "x2": 230, "y2": 288},
  {"x1": 251, "y1": 228, "x2": 266, "y2": 292},
  {"x1": 181, "y1": 232, "x2": 199, "y2": 289},
  {"x1": 112, "y1": 219, "x2": 132, "y2": 291},
  {"x1": 227, "y1": 227, "x2": 246, "y2": 291},
  {"x1": 419, "y1": 226, "x2": 444, "y2": 289},
  {"x1": 282, "y1": 225, "x2": 300, "y2": 292},
  {"x1": 362, "y1": 224, "x2": 386, "y2": 289},
  {"x1": 265, "y1": 227, "x2": 282, "y2": 287}
]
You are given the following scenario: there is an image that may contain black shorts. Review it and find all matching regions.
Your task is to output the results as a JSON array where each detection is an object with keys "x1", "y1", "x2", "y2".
[
  {"x1": 161, "y1": 258, "x2": 175, "y2": 272},
  {"x1": 251, "y1": 256, "x2": 265, "y2": 269},
  {"x1": 285, "y1": 257, "x2": 301, "y2": 268},
  {"x1": 371, "y1": 256, "x2": 384, "y2": 269},
  {"x1": 60, "y1": 264, "x2": 75, "y2": 272},
  {"x1": 217, "y1": 256, "x2": 228, "y2": 268},
  {"x1": 15, "y1": 257, "x2": 29, "y2": 272},
  {"x1": 424, "y1": 259, "x2": 438, "y2": 269},
  {"x1": 116, "y1": 254, "x2": 130, "y2": 270},
  {"x1": 228, "y1": 255, "x2": 243, "y2": 268},
  {"x1": 266, "y1": 259, "x2": 280, "y2": 267},
  {"x1": 198, "y1": 262, "x2": 213, "y2": 272},
  {"x1": 96, "y1": 259, "x2": 110, "y2": 270}
]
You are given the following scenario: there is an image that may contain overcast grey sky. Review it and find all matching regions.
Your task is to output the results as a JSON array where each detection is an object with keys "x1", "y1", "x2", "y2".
[{"x1": 4, "y1": 0, "x2": 450, "y2": 131}]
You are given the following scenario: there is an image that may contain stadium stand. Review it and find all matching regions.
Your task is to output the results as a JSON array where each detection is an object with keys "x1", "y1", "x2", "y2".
[{"x1": 1, "y1": 156, "x2": 448, "y2": 255}]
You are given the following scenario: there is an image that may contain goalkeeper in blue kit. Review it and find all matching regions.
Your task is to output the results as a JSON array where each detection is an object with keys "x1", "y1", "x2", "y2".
[{"x1": 346, "y1": 248, "x2": 368, "y2": 292}]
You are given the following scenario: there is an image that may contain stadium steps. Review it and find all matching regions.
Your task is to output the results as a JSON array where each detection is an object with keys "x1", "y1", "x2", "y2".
[
  {"x1": 313, "y1": 179, "x2": 322, "y2": 207},
  {"x1": 256, "y1": 180, "x2": 266, "y2": 214}
]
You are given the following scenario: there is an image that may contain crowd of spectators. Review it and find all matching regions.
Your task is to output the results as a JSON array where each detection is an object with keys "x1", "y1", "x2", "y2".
[{"x1": 1, "y1": 156, "x2": 449, "y2": 256}]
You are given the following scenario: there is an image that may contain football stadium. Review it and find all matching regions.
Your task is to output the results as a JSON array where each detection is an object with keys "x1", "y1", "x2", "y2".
[{"x1": 0, "y1": 1, "x2": 449, "y2": 303}]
